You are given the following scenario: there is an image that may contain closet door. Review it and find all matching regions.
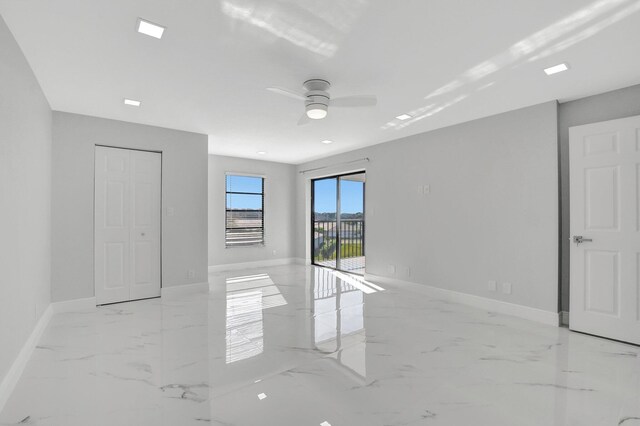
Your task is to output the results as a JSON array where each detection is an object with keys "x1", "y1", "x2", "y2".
[
  {"x1": 95, "y1": 147, "x2": 161, "y2": 305},
  {"x1": 129, "y1": 150, "x2": 161, "y2": 301}
]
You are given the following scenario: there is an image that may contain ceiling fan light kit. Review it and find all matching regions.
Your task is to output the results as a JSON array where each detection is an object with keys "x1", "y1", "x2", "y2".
[{"x1": 306, "y1": 104, "x2": 328, "y2": 119}]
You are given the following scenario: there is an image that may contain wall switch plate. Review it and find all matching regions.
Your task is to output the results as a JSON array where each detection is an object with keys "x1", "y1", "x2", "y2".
[
  {"x1": 387, "y1": 264, "x2": 396, "y2": 274},
  {"x1": 423, "y1": 185, "x2": 431, "y2": 194},
  {"x1": 272, "y1": 250, "x2": 277, "y2": 256},
  {"x1": 167, "y1": 207, "x2": 175, "y2": 216},
  {"x1": 502, "y1": 282, "x2": 512, "y2": 295},
  {"x1": 188, "y1": 270, "x2": 195, "y2": 279},
  {"x1": 488, "y1": 280, "x2": 497, "y2": 292}
]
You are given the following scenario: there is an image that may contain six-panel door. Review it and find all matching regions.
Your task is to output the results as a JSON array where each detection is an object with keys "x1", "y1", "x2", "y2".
[
  {"x1": 95, "y1": 146, "x2": 161, "y2": 305},
  {"x1": 569, "y1": 116, "x2": 640, "y2": 345}
]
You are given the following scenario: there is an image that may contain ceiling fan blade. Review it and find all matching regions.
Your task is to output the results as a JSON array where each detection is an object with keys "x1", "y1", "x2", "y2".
[
  {"x1": 297, "y1": 113, "x2": 311, "y2": 126},
  {"x1": 266, "y1": 87, "x2": 307, "y2": 101},
  {"x1": 330, "y1": 95, "x2": 377, "y2": 107}
]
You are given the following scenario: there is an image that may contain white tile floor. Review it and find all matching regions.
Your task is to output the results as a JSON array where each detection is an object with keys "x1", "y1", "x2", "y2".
[
  {"x1": 316, "y1": 256, "x2": 365, "y2": 275},
  {"x1": 1, "y1": 264, "x2": 639, "y2": 425}
]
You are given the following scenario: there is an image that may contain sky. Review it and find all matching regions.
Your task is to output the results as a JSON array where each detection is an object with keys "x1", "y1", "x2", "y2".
[
  {"x1": 226, "y1": 175, "x2": 262, "y2": 209},
  {"x1": 314, "y1": 178, "x2": 364, "y2": 214},
  {"x1": 225, "y1": 174, "x2": 364, "y2": 213}
]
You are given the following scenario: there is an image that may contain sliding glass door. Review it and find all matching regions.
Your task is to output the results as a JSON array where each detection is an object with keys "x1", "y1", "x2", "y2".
[{"x1": 312, "y1": 172, "x2": 365, "y2": 274}]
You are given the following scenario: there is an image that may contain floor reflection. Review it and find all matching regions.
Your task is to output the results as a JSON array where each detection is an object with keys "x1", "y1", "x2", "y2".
[
  {"x1": 311, "y1": 268, "x2": 381, "y2": 378},
  {"x1": 225, "y1": 273, "x2": 287, "y2": 363}
]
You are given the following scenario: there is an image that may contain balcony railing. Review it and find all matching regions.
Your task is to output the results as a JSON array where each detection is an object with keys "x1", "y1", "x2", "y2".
[{"x1": 313, "y1": 219, "x2": 364, "y2": 264}]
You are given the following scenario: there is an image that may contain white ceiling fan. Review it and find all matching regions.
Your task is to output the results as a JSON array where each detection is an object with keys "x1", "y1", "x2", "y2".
[{"x1": 267, "y1": 79, "x2": 377, "y2": 125}]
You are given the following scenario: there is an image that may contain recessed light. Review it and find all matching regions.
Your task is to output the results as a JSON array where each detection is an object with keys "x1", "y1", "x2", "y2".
[
  {"x1": 321, "y1": 140, "x2": 333, "y2": 144},
  {"x1": 396, "y1": 113, "x2": 412, "y2": 120},
  {"x1": 257, "y1": 151, "x2": 267, "y2": 155},
  {"x1": 137, "y1": 18, "x2": 166, "y2": 39},
  {"x1": 257, "y1": 393, "x2": 267, "y2": 400},
  {"x1": 544, "y1": 63, "x2": 569, "y2": 75},
  {"x1": 124, "y1": 98, "x2": 141, "y2": 107},
  {"x1": 320, "y1": 422, "x2": 332, "y2": 426}
]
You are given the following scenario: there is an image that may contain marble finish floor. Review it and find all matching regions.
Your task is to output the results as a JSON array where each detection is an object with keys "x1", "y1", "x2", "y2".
[
  {"x1": 1, "y1": 264, "x2": 639, "y2": 425},
  {"x1": 316, "y1": 256, "x2": 366, "y2": 275}
]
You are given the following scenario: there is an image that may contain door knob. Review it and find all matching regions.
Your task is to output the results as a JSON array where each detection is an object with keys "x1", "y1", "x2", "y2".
[{"x1": 572, "y1": 235, "x2": 592, "y2": 245}]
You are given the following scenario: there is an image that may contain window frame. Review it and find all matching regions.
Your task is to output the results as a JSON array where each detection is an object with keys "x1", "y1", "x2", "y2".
[{"x1": 225, "y1": 173, "x2": 265, "y2": 248}]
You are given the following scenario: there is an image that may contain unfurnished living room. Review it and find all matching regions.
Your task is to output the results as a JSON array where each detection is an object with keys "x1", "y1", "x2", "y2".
[{"x1": 1, "y1": 0, "x2": 640, "y2": 425}]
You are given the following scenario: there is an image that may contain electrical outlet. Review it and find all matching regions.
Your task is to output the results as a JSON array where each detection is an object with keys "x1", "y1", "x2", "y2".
[
  {"x1": 188, "y1": 270, "x2": 195, "y2": 279},
  {"x1": 488, "y1": 280, "x2": 497, "y2": 292},
  {"x1": 272, "y1": 250, "x2": 277, "y2": 256},
  {"x1": 502, "y1": 282, "x2": 512, "y2": 295},
  {"x1": 387, "y1": 264, "x2": 396, "y2": 275},
  {"x1": 423, "y1": 185, "x2": 431, "y2": 194}
]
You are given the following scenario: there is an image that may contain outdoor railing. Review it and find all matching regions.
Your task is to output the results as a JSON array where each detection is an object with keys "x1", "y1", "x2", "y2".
[{"x1": 313, "y1": 219, "x2": 364, "y2": 263}]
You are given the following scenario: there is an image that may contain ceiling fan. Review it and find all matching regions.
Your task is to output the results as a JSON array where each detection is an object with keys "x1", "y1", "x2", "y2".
[{"x1": 266, "y1": 79, "x2": 377, "y2": 125}]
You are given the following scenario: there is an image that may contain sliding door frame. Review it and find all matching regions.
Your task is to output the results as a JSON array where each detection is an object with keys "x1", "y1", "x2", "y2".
[{"x1": 310, "y1": 170, "x2": 366, "y2": 274}]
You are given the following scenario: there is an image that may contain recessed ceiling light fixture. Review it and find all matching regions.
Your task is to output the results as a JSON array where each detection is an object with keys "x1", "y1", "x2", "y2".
[
  {"x1": 257, "y1": 151, "x2": 267, "y2": 155},
  {"x1": 396, "y1": 113, "x2": 412, "y2": 121},
  {"x1": 123, "y1": 98, "x2": 141, "y2": 107},
  {"x1": 544, "y1": 63, "x2": 569, "y2": 76},
  {"x1": 137, "y1": 18, "x2": 166, "y2": 39},
  {"x1": 321, "y1": 140, "x2": 333, "y2": 144},
  {"x1": 257, "y1": 393, "x2": 267, "y2": 400}
]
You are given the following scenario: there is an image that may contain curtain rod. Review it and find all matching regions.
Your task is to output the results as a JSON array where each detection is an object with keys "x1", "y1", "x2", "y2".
[{"x1": 298, "y1": 157, "x2": 370, "y2": 174}]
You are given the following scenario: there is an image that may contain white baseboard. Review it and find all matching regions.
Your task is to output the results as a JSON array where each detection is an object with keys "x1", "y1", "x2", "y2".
[
  {"x1": 0, "y1": 304, "x2": 53, "y2": 413},
  {"x1": 161, "y1": 281, "x2": 209, "y2": 298},
  {"x1": 365, "y1": 273, "x2": 560, "y2": 327},
  {"x1": 208, "y1": 257, "x2": 303, "y2": 273},
  {"x1": 51, "y1": 297, "x2": 96, "y2": 313}
]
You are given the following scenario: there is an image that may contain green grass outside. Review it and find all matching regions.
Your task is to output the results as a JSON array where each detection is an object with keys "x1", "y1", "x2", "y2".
[{"x1": 314, "y1": 240, "x2": 363, "y2": 261}]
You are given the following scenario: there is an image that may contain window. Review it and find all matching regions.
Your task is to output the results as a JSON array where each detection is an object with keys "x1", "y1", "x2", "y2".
[{"x1": 225, "y1": 174, "x2": 264, "y2": 247}]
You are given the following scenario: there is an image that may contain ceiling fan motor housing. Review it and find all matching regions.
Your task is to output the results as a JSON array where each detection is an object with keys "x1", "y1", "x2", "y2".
[{"x1": 304, "y1": 79, "x2": 330, "y2": 119}]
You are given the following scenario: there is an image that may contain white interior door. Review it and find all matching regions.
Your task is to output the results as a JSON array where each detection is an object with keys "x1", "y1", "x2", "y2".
[
  {"x1": 569, "y1": 115, "x2": 640, "y2": 345},
  {"x1": 95, "y1": 147, "x2": 161, "y2": 305}
]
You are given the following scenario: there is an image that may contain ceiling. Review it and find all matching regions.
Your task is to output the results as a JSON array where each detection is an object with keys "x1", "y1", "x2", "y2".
[{"x1": 1, "y1": 0, "x2": 640, "y2": 164}]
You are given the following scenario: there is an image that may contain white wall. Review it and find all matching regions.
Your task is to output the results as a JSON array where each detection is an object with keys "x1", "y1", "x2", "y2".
[
  {"x1": 208, "y1": 155, "x2": 297, "y2": 267},
  {"x1": 0, "y1": 17, "x2": 52, "y2": 384},
  {"x1": 558, "y1": 84, "x2": 640, "y2": 312},
  {"x1": 296, "y1": 101, "x2": 559, "y2": 313},
  {"x1": 51, "y1": 112, "x2": 208, "y2": 302}
]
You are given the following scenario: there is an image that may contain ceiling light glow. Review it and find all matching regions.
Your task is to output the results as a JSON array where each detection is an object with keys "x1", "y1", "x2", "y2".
[
  {"x1": 544, "y1": 63, "x2": 569, "y2": 75},
  {"x1": 307, "y1": 107, "x2": 328, "y2": 120},
  {"x1": 396, "y1": 114, "x2": 412, "y2": 120},
  {"x1": 257, "y1": 151, "x2": 267, "y2": 155},
  {"x1": 257, "y1": 393, "x2": 267, "y2": 400},
  {"x1": 124, "y1": 98, "x2": 141, "y2": 107},
  {"x1": 321, "y1": 140, "x2": 333, "y2": 144},
  {"x1": 137, "y1": 18, "x2": 166, "y2": 39}
]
